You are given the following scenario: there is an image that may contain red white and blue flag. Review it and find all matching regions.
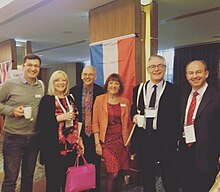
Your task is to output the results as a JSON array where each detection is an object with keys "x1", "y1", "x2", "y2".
[
  {"x1": 90, "y1": 34, "x2": 136, "y2": 102},
  {"x1": 0, "y1": 60, "x2": 12, "y2": 84}
]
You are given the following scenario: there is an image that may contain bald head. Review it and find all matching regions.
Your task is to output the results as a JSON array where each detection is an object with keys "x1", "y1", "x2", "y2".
[
  {"x1": 82, "y1": 65, "x2": 96, "y2": 75},
  {"x1": 81, "y1": 65, "x2": 97, "y2": 87}
]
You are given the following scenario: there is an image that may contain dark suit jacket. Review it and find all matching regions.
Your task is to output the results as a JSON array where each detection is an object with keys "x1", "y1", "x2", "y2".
[
  {"x1": 180, "y1": 86, "x2": 220, "y2": 173},
  {"x1": 131, "y1": 81, "x2": 180, "y2": 158},
  {"x1": 69, "y1": 83, "x2": 104, "y2": 125}
]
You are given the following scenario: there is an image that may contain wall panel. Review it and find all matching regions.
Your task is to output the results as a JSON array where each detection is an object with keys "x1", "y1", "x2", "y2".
[{"x1": 0, "y1": 39, "x2": 17, "y2": 69}]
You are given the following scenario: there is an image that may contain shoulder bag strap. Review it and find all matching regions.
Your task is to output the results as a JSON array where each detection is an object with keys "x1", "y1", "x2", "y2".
[
  {"x1": 136, "y1": 83, "x2": 144, "y2": 114},
  {"x1": 38, "y1": 80, "x2": 45, "y2": 95}
]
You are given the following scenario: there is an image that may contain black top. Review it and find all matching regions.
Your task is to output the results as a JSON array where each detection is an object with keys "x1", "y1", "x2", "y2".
[{"x1": 36, "y1": 95, "x2": 75, "y2": 164}]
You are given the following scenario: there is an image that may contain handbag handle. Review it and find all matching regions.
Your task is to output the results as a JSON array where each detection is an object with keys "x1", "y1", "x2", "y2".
[{"x1": 74, "y1": 154, "x2": 88, "y2": 167}]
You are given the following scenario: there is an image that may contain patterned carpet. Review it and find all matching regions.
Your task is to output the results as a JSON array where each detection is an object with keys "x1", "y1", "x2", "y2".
[
  {"x1": 122, "y1": 177, "x2": 165, "y2": 192},
  {"x1": 0, "y1": 136, "x2": 166, "y2": 192}
]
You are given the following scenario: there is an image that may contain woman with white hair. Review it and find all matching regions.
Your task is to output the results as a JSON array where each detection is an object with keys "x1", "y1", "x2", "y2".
[{"x1": 36, "y1": 70, "x2": 84, "y2": 192}]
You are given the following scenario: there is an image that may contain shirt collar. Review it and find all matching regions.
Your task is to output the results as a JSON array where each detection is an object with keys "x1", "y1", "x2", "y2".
[
  {"x1": 83, "y1": 84, "x2": 94, "y2": 93},
  {"x1": 191, "y1": 82, "x2": 208, "y2": 96},
  {"x1": 20, "y1": 75, "x2": 38, "y2": 85},
  {"x1": 149, "y1": 79, "x2": 164, "y2": 89}
]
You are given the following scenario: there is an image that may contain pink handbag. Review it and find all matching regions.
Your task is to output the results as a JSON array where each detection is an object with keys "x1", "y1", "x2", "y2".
[{"x1": 65, "y1": 154, "x2": 96, "y2": 192}]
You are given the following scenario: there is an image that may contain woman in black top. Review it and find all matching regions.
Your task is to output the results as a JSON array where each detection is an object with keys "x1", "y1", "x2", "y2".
[{"x1": 36, "y1": 70, "x2": 84, "y2": 192}]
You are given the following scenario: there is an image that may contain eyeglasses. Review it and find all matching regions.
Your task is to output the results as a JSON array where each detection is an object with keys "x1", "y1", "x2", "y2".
[
  {"x1": 147, "y1": 64, "x2": 166, "y2": 70},
  {"x1": 24, "y1": 63, "x2": 40, "y2": 68}
]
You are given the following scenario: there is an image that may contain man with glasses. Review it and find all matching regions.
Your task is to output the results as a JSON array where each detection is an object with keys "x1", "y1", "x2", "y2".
[
  {"x1": 131, "y1": 55, "x2": 180, "y2": 192},
  {"x1": 178, "y1": 60, "x2": 220, "y2": 192},
  {"x1": 0, "y1": 54, "x2": 44, "y2": 192},
  {"x1": 70, "y1": 65, "x2": 104, "y2": 192}
]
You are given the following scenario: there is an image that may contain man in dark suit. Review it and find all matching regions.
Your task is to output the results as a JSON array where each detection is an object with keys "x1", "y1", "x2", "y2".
[
  {"x1": 131, "y1": 55, "x2": 180, "y2": 192},
  {"x1": 70, "y1": 65, "x2": 104, "y2": 192},
  {"x1": 178, "y1": 60, "x2": 220, "y2": 192}
]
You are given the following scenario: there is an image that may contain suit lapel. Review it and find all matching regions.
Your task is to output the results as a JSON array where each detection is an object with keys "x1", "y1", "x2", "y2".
[
  {"x1": 195, "y1": 87, "x2": 212, "y2": 120},
  {"x1": 101, "y1": 94, "x2": 108, "y2": 114},
  {"x1": 92, "y1": 84, "x2": 98, "y2": 103},
  {"x1": 138, "y1": 81, "x2": 149, "y2": 114},
  {"x1": 181, "y1": 92, "x2": 190, "y2": 126}
]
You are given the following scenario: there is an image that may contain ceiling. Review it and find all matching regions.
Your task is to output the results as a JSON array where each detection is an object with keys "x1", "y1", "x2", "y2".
[
  {"x1": 157, "y1": 0, "x2": 220, "y2": 49},
  {"x1": 0, "y1": 0, "x2": 220, "y2": 66}
]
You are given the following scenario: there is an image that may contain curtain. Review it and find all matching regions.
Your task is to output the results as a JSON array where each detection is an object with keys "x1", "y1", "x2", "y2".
[{"x1": 174, "y1": 43, "x2": 220, "y2": 94}]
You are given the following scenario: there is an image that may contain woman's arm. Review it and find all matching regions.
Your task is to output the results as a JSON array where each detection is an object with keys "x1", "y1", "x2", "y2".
[
  {"x1": 92, "y1": 97, "x2": 102, "y2": 156},
  {"x1": 94, "y1": 132, "x2": 102, "y2": 156}
]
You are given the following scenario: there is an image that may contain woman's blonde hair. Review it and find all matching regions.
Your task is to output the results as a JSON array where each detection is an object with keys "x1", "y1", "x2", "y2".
[{"x1": 48, "y1": 70, "x2": 70, "y2": 96}]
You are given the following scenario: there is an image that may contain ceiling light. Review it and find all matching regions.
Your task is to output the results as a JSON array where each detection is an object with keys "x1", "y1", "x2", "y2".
[
  {"x1": 15, "y1": 39, "x2": 27, "y2": 43},
  {"x1": 141, "y1": 0, "x2": 152, "y2": 5},
  {"x1": 0, "y1": 0, "x2": 15, "y2": 9},
  {"x1": 15, "y1": 39, "x2": 27, "y2": 47}
]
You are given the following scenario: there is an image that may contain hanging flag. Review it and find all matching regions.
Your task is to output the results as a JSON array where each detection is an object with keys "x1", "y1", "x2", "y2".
[
  {"x1": 0, "y1": 60, "x2": 12, "y2": 84},
  {"x1": 90, "y1": 34, "x2": 136, "y2": 102}
]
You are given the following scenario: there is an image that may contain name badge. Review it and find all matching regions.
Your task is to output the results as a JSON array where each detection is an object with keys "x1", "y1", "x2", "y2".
[
  {"x1": 120, "y1": 104, "x2": 126, "y2": 107},
  {"x1": 184, "y1": 124, "x2": 196, "y2": 144},
  {"x1": 65, "y1": 120, "x2": 73, "y2": 128},
  {"x1": 145, "y1": 108, "x2": 157, "y2": 118},
  {"x1": 35, "y1": 94, "x2": 42, "y2": 99}
]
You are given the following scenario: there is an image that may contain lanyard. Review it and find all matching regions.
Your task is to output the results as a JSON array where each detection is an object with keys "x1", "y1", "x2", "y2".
[
  {"x1": 55, "y1": 96, "x2": 72, "y2": 113},
  {"x1": 143, "y1": 80, "x2": 166, "y2": 108}
]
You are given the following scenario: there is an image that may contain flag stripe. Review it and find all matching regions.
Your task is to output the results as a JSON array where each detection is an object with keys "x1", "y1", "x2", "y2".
[
  {"x1": 0, "y1": 61, "x2": 12, "y2": 84},
  {"x1": 90, "y1": 35, "x2": 136, "y2": 103},
  {"x1": 118, "y1": 37, "x2": 136, "y2": 102},
  {"x1": 103, "y1": 40, "x2": 118, "y2": 81},
  {"x1": 2, "y1": 63, "x2": 7, "y2": 81},
  {"x1": 90, "y1": 44, "x2": 104, "y2": 85}
]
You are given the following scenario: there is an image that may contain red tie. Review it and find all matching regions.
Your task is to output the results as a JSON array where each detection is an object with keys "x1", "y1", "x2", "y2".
[
  {"x1": 186, "y1": 91, "x2": 199, "y2": 125},
  {"x1": 186, "y1": 91, "x2": 198, "y2": 147}
]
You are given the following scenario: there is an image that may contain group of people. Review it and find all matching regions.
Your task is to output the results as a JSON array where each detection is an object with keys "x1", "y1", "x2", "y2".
[
  {"x1": 0, "y1": 53, "x2": 219, "y2": 192},
  {"x1": 131, "y1": 56, "x2": 220, "y2": 192}
]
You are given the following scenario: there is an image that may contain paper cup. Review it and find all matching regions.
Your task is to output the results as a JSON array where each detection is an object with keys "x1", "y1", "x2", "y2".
[
  {"x1": 23, "y1": 106, "x2": 32, "y2": 119},
  {"x1": 137, "y1": 115, "x2": 145, "y2": 127}
]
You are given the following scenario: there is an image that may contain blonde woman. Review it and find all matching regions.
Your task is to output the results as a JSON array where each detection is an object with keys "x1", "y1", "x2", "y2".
[{"x1": 36, "y1": 70, "x2": 83, "y2": 192}]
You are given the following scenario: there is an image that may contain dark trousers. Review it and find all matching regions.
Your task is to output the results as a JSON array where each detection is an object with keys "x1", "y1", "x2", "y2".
[
  {"x1": 178, "y1": 142, "x2": 218, "y2": 192},
  {"x1": 45, "y1": 151, "x2": 76, "y2": 192},
  {"x1": 2, "y1": 133, "x2": 39, "y2": 192},
  {"x1": 81, "y1": 131, "x2": 101, "y2": 192},
  {"x1": 138, "y1": 132, "x2": 178, "y2": 192}
]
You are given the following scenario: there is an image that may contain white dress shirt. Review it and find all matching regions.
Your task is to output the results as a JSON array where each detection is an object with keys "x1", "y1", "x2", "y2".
[
  {"x1": 184, "y1": 83, "x2": 208, "y2": 125},
  {"x1": 145, "y1": 80, "x2": 165, "y2": 130}
]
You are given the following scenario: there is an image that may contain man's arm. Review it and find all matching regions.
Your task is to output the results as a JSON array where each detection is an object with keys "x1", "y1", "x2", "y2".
[
  {"x1": 0, "y1": 81, "x2": 16, "y2": 116},
  {"x1": 130, "y1": 85, "x2": 141, "y2": 154},
  {"x1": 130, "y1": 85, "x2": 139, "y2": 120}
]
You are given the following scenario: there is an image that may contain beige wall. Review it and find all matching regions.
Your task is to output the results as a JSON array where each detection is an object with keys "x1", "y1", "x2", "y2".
[{"x1": 40, "y1": 63, "x2": 77, "y2": 93}]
